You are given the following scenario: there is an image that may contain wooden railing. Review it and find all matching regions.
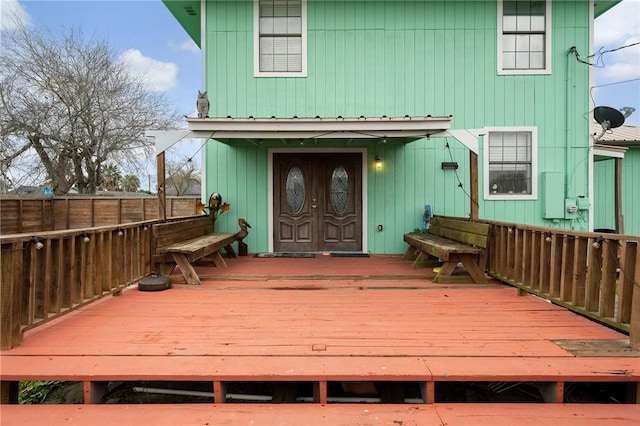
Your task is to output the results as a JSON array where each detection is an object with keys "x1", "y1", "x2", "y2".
[
  {"x1": 1, "y1": 222, "x2": 154, "y2": 350},
  {"x1": 485, "y1": 221, "x2": 640, "y2": 348},
  {"x1": 0, "y1": 196, "x2": 199, "y2": 235}
]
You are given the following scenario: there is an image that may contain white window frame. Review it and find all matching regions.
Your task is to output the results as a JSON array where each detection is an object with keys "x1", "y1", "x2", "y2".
[
  {"x1": 497, "y1": 0, "x2": 552, "y2": 75},
  {"x1": 483, "y1": 127, "x2": 538, "y2": 200},
  {"x1": 254, "y1": 0, "x2": 307, "y2": 77}
]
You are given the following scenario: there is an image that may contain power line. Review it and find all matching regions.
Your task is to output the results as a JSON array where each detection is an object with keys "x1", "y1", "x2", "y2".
[{"x1": 569, "y1": 41, "x2": 640, "y2": 68}]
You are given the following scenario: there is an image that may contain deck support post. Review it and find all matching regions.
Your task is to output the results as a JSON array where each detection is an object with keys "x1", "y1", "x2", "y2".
[
  {"x1": 83, "y1": 381, "x2": 108, "y2": 404},
  {"x1": 157, "y1": 151, "x2": 167, "y2": 222},
  {"x1": 0, "y1": 381, "x2": 19, "y2": 404},
  {"x1": 470, "y1": 151, "x2": 479, "y2": 220},
  {"x1": 627, "y1": 241, "x2": 640, "y2": 350},
  {"x1": 213, "y1": 381, "x2": 227, "y2": 403},
  {"x1": 625, "y1": 382, "x2": 639, "y2": 404},
  {"x1": 1, "y1": 242, "x2": 23, "y2": 350},
  {"x1": 421, "y1": 381, "x2": 434, "y2": 404},
  {"x1": 539, "y1": 381, "x2": 564, "y2": 403},
  {"x1": 314, "y1": 381, "x2": 327, "y2": 404}
]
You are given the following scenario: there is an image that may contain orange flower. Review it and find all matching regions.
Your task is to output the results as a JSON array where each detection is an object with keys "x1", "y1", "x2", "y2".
[{"x1": 219, "y1": 202, "x2": 231, "y2": 213}]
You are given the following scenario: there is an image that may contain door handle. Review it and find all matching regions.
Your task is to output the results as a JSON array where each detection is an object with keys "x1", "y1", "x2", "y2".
[{"x1": 311, "y1": 197, "x2": 317, "y2": 209}]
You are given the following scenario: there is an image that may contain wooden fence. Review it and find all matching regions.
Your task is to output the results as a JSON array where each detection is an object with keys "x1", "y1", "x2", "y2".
[
  {"x1": 1, "y1": 222, "x2": 154, "y2": 350},
  {"x1": 485, "y1": 221, "x2": 640, "y2": 348},
  {"x1": 0, "y1": 196, "x2": 199, "y2": 235}
]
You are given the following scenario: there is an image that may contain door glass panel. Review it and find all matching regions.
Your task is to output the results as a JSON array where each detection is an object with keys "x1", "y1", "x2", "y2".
[
  {"x1": 330, "y1": 165, "x2": 349, "y2": 214},
  {"x1": 285, "y1": 166, "x2": 305, "y2": 214}
]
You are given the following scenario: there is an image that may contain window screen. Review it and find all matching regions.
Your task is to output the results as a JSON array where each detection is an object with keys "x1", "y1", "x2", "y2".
[
  {"x1": 488, "y1": 131, "x2": 533, "y2": 195},
  {"x1": 259, "y1": 0, "x2": 303, "y2": 72},
  {"x1": 501, "y1": 1, "x2": 546, "y2": 70}
]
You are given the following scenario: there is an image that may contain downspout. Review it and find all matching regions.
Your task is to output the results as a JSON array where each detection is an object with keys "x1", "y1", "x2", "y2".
[{"x1": 565, "y1": 47, "x2": 573, "y2": 203}]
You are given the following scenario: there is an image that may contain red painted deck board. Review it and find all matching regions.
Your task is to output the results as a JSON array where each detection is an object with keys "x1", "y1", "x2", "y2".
[
  {"x1": 2, "y1": 255, "x2": 638, "y2": 419},
  {"x1": 1, "y1": 404, "x2": 639, "y2": 426},
  {"x1": 0, "y1": 355, "x2": 432, "y2": 381}
]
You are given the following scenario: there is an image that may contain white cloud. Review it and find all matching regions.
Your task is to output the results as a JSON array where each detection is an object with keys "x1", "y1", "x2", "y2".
[
  {"x1": 168, "y1": 39, "x2": 200, "y2": 54},
  {"x1": 0, "y1": 0, "x2": 32, "y2": 30},
  {"x1": 598, "y1": 35, "x2": 640, "y2": 81},
  {"x1": 594, "y1": 0, "x2": 640, "y2": 83},
  {"x1": 119, "y1": 49, "x2": 178, "y2": 93},
  {"x1": 595, "y1": 0, "x2": 640, "y2": 47}
]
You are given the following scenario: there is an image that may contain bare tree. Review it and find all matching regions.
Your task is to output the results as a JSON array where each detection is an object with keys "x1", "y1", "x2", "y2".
[
  {"x1": 0, "y1": 25, "x2": 177, "y2": 194},
  {"x1": 166, "y1": 157, "x2": 201, "y2": 196}
]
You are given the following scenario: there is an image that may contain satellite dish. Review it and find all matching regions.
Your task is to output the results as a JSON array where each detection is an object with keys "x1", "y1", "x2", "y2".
[
  {"x1": 593, "y1": 106, "x2": 625, "y2": 141},
  {"x1": 594, "y1": 106, "x2": 625, "y2": 128}
]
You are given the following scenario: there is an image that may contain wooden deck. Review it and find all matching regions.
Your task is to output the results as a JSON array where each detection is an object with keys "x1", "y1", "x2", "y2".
[{"x1": 1, "y1": 254, "x2": 639, "y2": 424}]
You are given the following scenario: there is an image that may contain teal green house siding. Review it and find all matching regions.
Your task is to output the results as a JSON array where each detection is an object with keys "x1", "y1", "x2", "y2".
[
  {"x1": 594, "y1": 148, "x2": 640, "y2": 236},
  {"x1": 166, "y1": 1, "x2": 605, "y2": 253},
  {"x1": 593, "y1": 159, "x2": 616, "y2": 232},
  {"x1": 622, "y1": 149, "x2": 640, "y2": 236}
]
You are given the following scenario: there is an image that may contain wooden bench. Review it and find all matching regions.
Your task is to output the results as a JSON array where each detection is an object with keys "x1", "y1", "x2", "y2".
[
  {"x1": 403, "y1": 216, "x2": 490, "y2": 284},
  {"x1": 152, "y1": 216, "x2": 238, "y2": 285}
]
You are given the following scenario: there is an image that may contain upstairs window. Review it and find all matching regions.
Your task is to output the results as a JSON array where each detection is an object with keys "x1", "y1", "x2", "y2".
[
  {"x1": 255, "y1": 0, "x2": 307, "y2": 77},
  {"x1": 484, "y1": 127, "x2": 538, "y2": 200},
  {"x1": 498, "y1": 0, "x2": 551, "y2": 74}
]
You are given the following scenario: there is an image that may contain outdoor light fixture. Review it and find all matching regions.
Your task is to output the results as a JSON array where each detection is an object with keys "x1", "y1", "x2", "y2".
[
  {"x1": 375, "y1": 155, "x2": 383, "y2": 170},
  {"x1": 441, "y1": 162, "x2": 459, "y2": 170},
  {"x1": 82, "y1": 232, "x2": 90, "y2": 243},
  {"x1": 508, "y1": 225, "x2": 516, "y2": 234},
  {"x1": 31, "y1": 237, "x2": 44, "y2": 250},
  {"x1": 545, "y1": 232, "x2": 553, "y2": 243},
  {"x1": 592, "y1": 236, "x2": 604, "y2": 249},
  {"x1": 116, "y1": 228, "x2": 124, "y2": 236}
]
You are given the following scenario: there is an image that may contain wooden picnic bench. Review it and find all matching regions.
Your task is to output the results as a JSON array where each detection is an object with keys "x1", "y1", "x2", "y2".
[
  {"x1": 151, "y1": 216, "x2": 238, "y2": 285},
  {"x1": 403, "y1": 216, "x2": 491, "y2": 284}
]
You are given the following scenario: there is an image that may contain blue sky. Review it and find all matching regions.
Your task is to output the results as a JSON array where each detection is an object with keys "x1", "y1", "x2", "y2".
[{"x1": 1, "y1": 0, "x2": 202, "y2": 118}]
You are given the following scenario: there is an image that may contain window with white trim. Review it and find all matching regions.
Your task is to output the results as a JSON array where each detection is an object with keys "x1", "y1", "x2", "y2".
[
  {"x1": 497, "y1": 0, "x2": 551, "y2": 74},
  {"x1": 484, "y1": 127, "x2": 538, "y2": 200},
  {"x1": 254, "y1": 0, "x2": 307, "y2": 77}
]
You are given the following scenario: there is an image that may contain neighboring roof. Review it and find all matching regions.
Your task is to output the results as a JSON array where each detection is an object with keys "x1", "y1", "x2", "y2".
[
  {"x1": 7, "y1": 185, "x2": 53, "y2": 196},
  {"x1": 593, "y1": 122, "x2": 640, "y2": 147}
]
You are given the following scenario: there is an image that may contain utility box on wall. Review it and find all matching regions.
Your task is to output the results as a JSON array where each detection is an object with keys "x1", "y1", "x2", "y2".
[
  {"x1": 565, "y1": 198, "x2": 579, "y2": 219},
  {"x1": 541, "y1": 172, "x2": 565, "y2": 219},
  {"x1": 577, "y1": 197, "x2": 590, "y2": 210}
]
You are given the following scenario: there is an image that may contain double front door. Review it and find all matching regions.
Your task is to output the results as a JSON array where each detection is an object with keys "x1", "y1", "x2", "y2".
[{"x1": 273, "y1": 153, "x2": 362, "y2": 252}]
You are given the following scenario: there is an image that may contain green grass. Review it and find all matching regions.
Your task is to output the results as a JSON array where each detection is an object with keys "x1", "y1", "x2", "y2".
[{"x1": 19, "y1": 381, "x2": 68, "y2": 404}]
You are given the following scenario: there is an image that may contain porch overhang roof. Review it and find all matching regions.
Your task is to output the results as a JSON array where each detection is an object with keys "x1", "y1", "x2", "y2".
[
  {"x1": 594, "y1": 143, "x2": 627, "y2": 160},
  {"x1": 147, "y1": 116, "x2": 484, "y2": 155},
  {"x1": 184, "y1": 116, "x2": 452, "y2": 140}
]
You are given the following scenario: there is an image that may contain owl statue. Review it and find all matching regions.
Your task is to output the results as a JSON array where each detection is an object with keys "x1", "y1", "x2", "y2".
[{"x1": 196, "y1": 90, "x2": 210, "y2": 118}]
